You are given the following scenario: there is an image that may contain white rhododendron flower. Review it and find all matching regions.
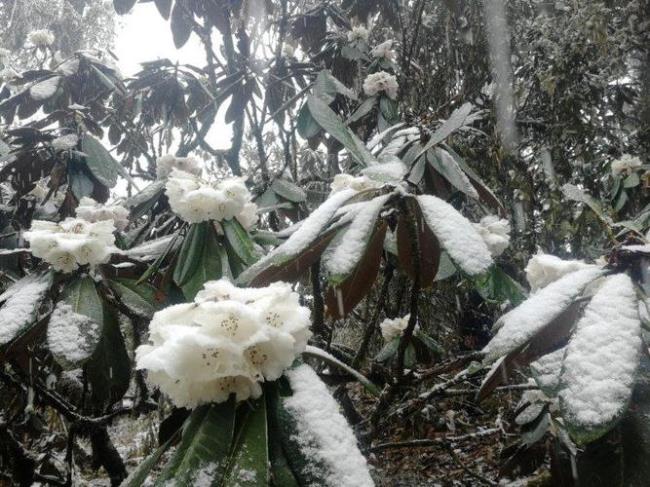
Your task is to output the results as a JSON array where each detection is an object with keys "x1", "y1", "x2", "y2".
[
  {"x1": 156, "y1": 154, "x2": 202, "y2": 179},
  {"x1": 380, "y1": 314, "x2": 417, "y2": 342},
  {"x1": 24, "y1": 218, "x2": 116, "y2": 273},
  {"x1": 370, "y1": 40, "x2": 396, "y2": 60},
  {"x1": 282, "y1": 44, "x2": 295, "y2": 58},
  {"x1": 27, "y1": 29, "x2": 55, "y2": 47},
  {"x1": 165, "y1": 169, "x2": 257, "y2": 225},
  {"x1": 75, "y1": 197, "x2": 130, "y2": 231},
  {"x1": 363, "y1": 71, "x2": 399, "y2": 99},
  {"x1": 347, "y1": 26, "x2": 369, "y2": 42},
  {"x1": 525, "y1": 253, "x2": 596, "y2": 292},
  {"x1": 611, "y1": 154, "x2": 643, "y2": 177},
  {"x1": 473, "y1": 216, "x2": 511, "y2": 257},
  {"x1": 50, "y1": 134, "x2": 78, "y2": 151},
  {"x1": 330, "y1": 173, "x2": 382, "y2": 194},
  {"x1": 135, "y1": 279, "x2": 312, "y2": 408}
]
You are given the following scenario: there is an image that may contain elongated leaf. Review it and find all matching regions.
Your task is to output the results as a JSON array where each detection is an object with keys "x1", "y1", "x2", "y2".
[
  {"x1": 314, "y1": 70, "x2": 357, "y2": 103},
  {"x1": 155, "y1": 402, "x2": 236, "y2": 486},
  {"x1": 396, "y1": 198, "x2": 440, "y2": 288},
  {"x1": 113, "y1": 0, "x2": 138, "y2": 14},
  {"x1": 173, "y1": 223, "x2": 205, "y2": 287},
  {"x1": 180, "y1": 223, "x2": 224, "y2": 300},
  {"x1": 154, "y1": 0, "x2": 172, "y2": 18},
  {"x1": 414, "y1": 103, "x2": 476, "y2": 160},
  {"x1": 271, "y1": 178, "x2": 307, "y2": 203},
  {"x1": 81, "y1": 133, "x2": 119, "y2": 188},
  {"x1": 223, "y1": 399, "x2": 269, "y2": 486},
  {"x1": 223, "y1": 218, "x2": 257, "y2": 265},
  {"x1": 325, "y1": 221, "x2": 387, "y2": 319},
  {"x1": 560, "y1": 273, "x2": 642, "y2": 445},
  {"x1": 170, "y1": 0, "x2": 193, "y2": 49},
  {"x1": 0, "y1": 272, "x2": 52, "y2": 347},
  {"x1": 307, "y1": 96, "x2": 376, "y2": 166},
  {"x1": 122, "y1": 430, "x2": 179, "y2": 487},
  {"x1": 474, "y1": 265, "x2": 526, "y2": 307},
  {"x1": 429, "y1": 148, "x2": 479, "y2": 199},
  {"x1": 296, "y1": 103, "x2": 321, "y2": 139},
  {"x1": 109, "y1": 278, "x2": 159, "y2": 318}
]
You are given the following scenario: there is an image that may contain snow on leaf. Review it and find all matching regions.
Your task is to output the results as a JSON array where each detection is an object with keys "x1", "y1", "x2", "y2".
[
  {"x1": 47, "y1": 302, "x2": 101, "y2": 368},
  {"x1": 559, "y1": 273, "x2": 641, "y2": 444},
  {"x1": 0, "y1": 273, "x2": 52, "y2": 346},
  {"x1": 283, "y1": 364, "x2": 374, "y2": 487},
  {"x1": 482, "y1": 267, "x2": 604, "y2": 363},
  {"x1": 30, "y1": 76, "x2": 61, "y2": 101},
  {"x1": 416, "y1": 194, "x2": 492, "y2": 275},
  {"x1": 323, "y1": 194, "x2": 391, "y2": 281},
  {"x1": 237, "y1": 189, "x2": 356, "y2": 284},
  {"x1": 530, "y1": 346, "x2": 565, "y2": 396}
]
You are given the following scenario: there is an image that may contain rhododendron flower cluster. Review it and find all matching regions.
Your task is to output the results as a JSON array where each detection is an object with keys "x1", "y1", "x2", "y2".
[
  {"x1": 363, "y1": 71, "x2": 399, "y2": 99},
  {"x1": 370, "y1": 40, "x2": 396, "y2": 60},
  {"x1": 473, "y1": 215, "x2": 511, "y2": 257},
  {"x1": 347, "y1": 26, "x2": 369, "y2": 42},
  {"x1": 76, "y1": 197, "x2": 129, "y2": 231},
  {"x1": 135, "y1": 279, "x2": 312, "y2": 407},
  {"x1": 27, "y1": 29, "x2": 55, "y2": 47},
  {"x1": 156, "y1": 154, "x2": 202, "y2": 179},
  {"x1": 330, "y1": 173, "x2": 382, "y2": 194},
  {"x1": 165, "y1": 169, "x2": 258, "y2": 226},
  {"x1": 380, "y1": 314, "x2": 417, "y2": 341},
  {"x1": 24, "y1": 218, "x2": 116, "y2": 273},
  {"x1": 611, "y1": 154, "x2": 643, "y2": 177}
]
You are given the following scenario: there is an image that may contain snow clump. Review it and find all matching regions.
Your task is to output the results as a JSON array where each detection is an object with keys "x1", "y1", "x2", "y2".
[
  {"x1": 525, "y1": 253, "x2": 596, "y2": 292},
  {"x1": 330, "y1": 173, "x2": 382, "y2": 194},
  {"x1": 380, "y1": 314, "x2": 417, "y2": 342},
  {"x1": 473, "y1": 215, "x2": 511, "y2": 257}
]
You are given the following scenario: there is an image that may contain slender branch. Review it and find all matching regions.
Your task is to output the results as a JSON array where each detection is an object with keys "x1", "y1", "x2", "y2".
[{"x1": 368, "y1": 427, "x2": 501, "y2": 453}]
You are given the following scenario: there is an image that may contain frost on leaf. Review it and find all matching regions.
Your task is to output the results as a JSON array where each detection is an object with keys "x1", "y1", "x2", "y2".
[
  {"x1": 559, "y1": 273, "x2": 641, "y2": 444},
  {"x1": 530, "y1": 346, "x2": 565, "y2": 395},
  {"x1": 482, "y1": 267, "x2": 604, "y2": 363},
  {"x1": 30, "y1": 76, "x2": 61, "y2": 101},
  {"x1": 283, "y1": 364, "x2": 374, "y2": 487},
  {"x1": 0, "y1": 273, "x2": 52, "y2": 346},
  {"x1": 323, "y1": 194, "x2": 390, "y2": 281},
  {"x1": 416, "y1": 194, "x2": 492, "y2": 275},
  {"x1": 47, "y1": 302, "x2": 101, "y2": 368}
]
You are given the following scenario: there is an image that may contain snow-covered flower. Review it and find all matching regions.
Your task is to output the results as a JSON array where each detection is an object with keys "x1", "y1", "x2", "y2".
[
  {"x1": 27, "y1": 29, "x2": 55, "y2": 48},
  {"x1": 362, "y1": 71, "x2": 399, "y2": 99},
  {"x1": 50, "y1": 133, "x2": 78, "y2": 151},
  {"x1": 282, "y1": 44, "x2": 295, "y2": 58},
  {"x1": 473, "y1": 216, "x2": 511, "y2": 257},
  {"x1": 156, "y1": 154, "x2": 202, "y2": 179},
  {"x1": 24, "y1": 218, "x2": 116, "y2": 273},
  {"x1": 330, "y1": 174, "x2": 382, "y2": 194},
  {"x1": 370, "y1": 40, "x2": 396, "y2": 60},
  {"x1": 347, "y1": 26, "x2": 369, "y2": 43},
  {"x1": 75, "y1": 197, "x2": 130, "y2": 231},
  {"x1": 611, "y1": 154, "x2": 643, "y2": 177},
  {"x1": 165, "y1": 169, "x2": 257, "y2": 225},
  {"x1": 525, "y1": 253, "x2": 596, "y2": 292},
  {"x1": 380, "y1": 314, "x2": 417, "y2": 342},
  {"x1": 135, "y1": 279, "x2": 312, "y2": 408}
]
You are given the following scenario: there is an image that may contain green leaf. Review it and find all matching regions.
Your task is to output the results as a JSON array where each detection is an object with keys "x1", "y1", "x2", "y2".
[
  {"x1": 296, "y1": 103, "x2": 321, "y2": 139},
  {"x1": 624, "y1": 172, "x2": 640, "y2": 188},
  {"x1": 271, "y1": 178, "x2": 307, "y2": 203},
  {"x1": 155, "y1": 402, "x2": 236, "y2": 486},
  {"x1": 108, "y1": 278, "x2": 159, "y2": 318},
  {"x1": 113, "y1": 0, "x2": 138, "y2": 15},
  {"x1": 170, "y1": 0, "x2": 193, "y2": 48},
  {"x1": 474, "y1": 266, "x2": 526, "y2": 306},
  {"x1": 61, "y1": 276, "x2": 103, "y2": 324},
  {"x1": 122, "y1": 432, "x2": 178, "y2": 487},
  {"x1": 180, "y1": 223, "x2": 224, "y2": 300},
  {"x1": 81, "y1": 133, "x2": 119, "y2": 188},
  {"x1": 347, "y1": 96, "x2": 377, "y2": 124},
  {"x1": 313, "y1": 70, "x2": 357, "y2": 103},
  {"x1": 428, "y1": 148, "x2": 479, "y2": 200},
  {"x1": 222, "y1": 218, "x2": 258, "y2": 266},
  {"x1": 307, "y1": 96, "x2": 376, "y2": 167},
  {"x1": 375, "y1": 338, "x2": 399, "y2": 362},
  {"x1": 127, "y1": 180, "x2": 165, "y2": 219},
  {"x1": 223, "y1": 399, "x2": 269, "y2": 486},
  {"x1": 379, "y1": 95, "x2": 398, "y2": 123},
  {"x1": 173, "y1": 223, "x2": 206, "y2": 287},
  {"x1": 85, "y1": 305, "x2": 131, "y2": 408},
  {"x1": 414, "y1": 103, "x2": 476, "y2": 160}
]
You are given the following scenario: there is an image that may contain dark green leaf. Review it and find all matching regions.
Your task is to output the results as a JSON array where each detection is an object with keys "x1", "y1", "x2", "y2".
[
  {"x1": 113, "y1": 0, "x2": 138, "y2": 15},
  {"x1": 170, "y1": 1, "x2": 193, "y2": 49},
  {"x1": 154, "y1": 0, "x2": 172, "y2": 18},
  {"x1": 109, "y1": 278, "x2": 159, "y2": 318},
  {"x1": 173, "y1": 223, "x2": 205, "y2": 287},
  {"x1": 296, "y1": 103, "x2": 321, "y2": 139},
  {"x1": 375, "y1": 338, "x2": 399, "y2": 362},
  {"x1": 222, "y1": 218, "x2": 258, "y2": 265},
  {"x1": 271, "y1": 178, "x2": 307, "y2": 203},
  {"x1": 81, "y1": 133, "x2": 119, "y2": 188}
]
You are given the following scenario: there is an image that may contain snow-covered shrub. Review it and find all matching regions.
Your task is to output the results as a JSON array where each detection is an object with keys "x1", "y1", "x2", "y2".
[
  {"x1": 135, "y1": 278, "x2": 311, "y2": 407},
  {"x1": 75, "y1": 197, "x2": 129, "y2": 231},
  {"x1": 165, "y1": 169, "x2": 257, "y2": 225},
  {"x1": 363, "y1": 71, "x2": 399, "y2": 99},
  {"x1": 24, "y1": 218, "x2": 116, "y2": 273},
  {"x1": 481, "y1": 254, "x2": 645, "y2": 445},
  {"x1": 330, "y1": 173, "x2": 383, "y2": 194}
]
